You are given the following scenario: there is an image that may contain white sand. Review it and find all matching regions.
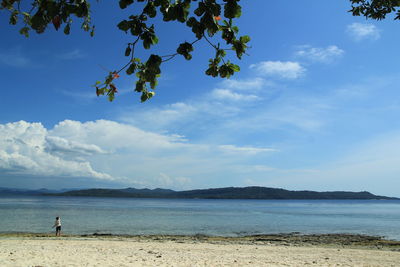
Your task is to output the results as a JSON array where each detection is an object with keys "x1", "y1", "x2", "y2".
[{"x1": 1, "y1": 238, "x2": 399, "y2": 267}]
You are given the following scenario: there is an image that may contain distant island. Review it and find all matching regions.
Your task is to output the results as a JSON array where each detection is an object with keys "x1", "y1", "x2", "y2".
[{"x1": 3, "y1": 186, "x2": 392, "y2": 200}]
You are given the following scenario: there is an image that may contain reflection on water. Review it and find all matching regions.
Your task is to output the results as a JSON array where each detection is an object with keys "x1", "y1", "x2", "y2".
[{"x1": 0, "y1": 196, "x2": 400, "y2": 240}]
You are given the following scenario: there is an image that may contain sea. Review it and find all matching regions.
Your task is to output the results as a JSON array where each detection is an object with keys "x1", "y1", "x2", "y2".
[{"x1": 1, "y1": 196, "x2": 400, "y2": 240}]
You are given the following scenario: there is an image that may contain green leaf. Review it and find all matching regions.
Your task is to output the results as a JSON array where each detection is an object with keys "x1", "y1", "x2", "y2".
[
  {"x1": 194, "y1": 2, "x2": 206, "y2": 17},
  {"x1": 19, "y1": 27, "x2": 30, "y2": 38},
  {"x1": 141, "y1": 29, "x2": 158, "y2": 49},
  {"x1": 224, "y1": 0, "x2": 242, "y2": 19},
  {"x1": 140, "y1": 91, "x2": 155, "y2": 102},
  {"x1": 187, "y1": 17, "x2": 205, "y2": 39},
  {"x1": 216, "y1": 49, "x2": 226, "y2": 58},
  {"x1": 126, "y1": 63, "x2": 137, "y2": 75},
  {"x1": 146, "y1": 54, "x2": 162, "y2": 71},
  {"x1": 9, "y1": 11, "x2": 18, "y2": 25},
  {"x1": 125, "y1": 45, "x2": 131, "y2": 57},
  {"x1": 240, "y1": 35, "x2": 251, "y2": 43},
  {"x1": 205, "y1": 63, "x2": 219, "y2": 77},
  {"x1": 150, "y1": 78, "x2": 158, "y2": 89},
  {"x1": 119, "y1": 0, "x2": 134, "y2": 9},
  {"x1": 177, "y1": 42, "x2": 194, "y2": 60},
  {"x1": 200, "y1": 13, "x2": 219, "y2": 37},
  {"x1": 144, "y1": 2, "x2": 157, "y2": 18},
  {"x1": 176, "y1": 2, "x2": 190, "y2": 23},
  {"x1": 117, "y1": 20, "x2": 130, "y2": 32},
  {"x1": 135, "y1": 81, "x2": 145, "y2": 92},
  {"x1": 64, "y1": 23, "x2": 71, "y2": 35},
  {"x1": 232, "y1": 39, "x2": 247, "y2": 59},
  {"x1": 230, "y1": 63, "x2": 240, "y2": 72}
]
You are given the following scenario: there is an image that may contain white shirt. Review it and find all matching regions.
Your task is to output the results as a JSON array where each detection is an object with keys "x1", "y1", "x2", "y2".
[{"x1": 54, "y1": 218, "x2": 61, "y2": 227}]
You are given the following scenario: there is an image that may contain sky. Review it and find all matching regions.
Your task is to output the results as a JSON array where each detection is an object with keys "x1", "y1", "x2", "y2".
[{"x1": 1, "y1": 1, "x2": 400, "y2": 197}]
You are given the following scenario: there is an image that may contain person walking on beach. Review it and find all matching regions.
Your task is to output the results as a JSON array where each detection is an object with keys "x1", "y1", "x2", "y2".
[{"x1": 52, "y1": 216, "x2": 62, "y2": 237}]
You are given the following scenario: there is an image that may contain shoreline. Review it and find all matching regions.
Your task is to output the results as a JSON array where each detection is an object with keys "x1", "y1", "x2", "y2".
[{"x1": 2, "y1": 232, "x2": 400, "y2": 250}]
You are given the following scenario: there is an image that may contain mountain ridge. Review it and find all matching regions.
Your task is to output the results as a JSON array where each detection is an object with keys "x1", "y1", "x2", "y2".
[{"x1": 33, "y1": 186, "x2": 399, "y2": 200}]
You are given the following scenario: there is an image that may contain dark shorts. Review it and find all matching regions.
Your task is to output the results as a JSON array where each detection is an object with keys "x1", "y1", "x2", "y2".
[{"x1": 56, "y1": 226, "x2": 61, "y2": 231}]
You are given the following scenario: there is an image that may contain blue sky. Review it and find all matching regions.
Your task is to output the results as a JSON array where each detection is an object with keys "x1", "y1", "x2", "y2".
[{"x1": 1, "y1": 1, "x2": 400, "y2": 196}]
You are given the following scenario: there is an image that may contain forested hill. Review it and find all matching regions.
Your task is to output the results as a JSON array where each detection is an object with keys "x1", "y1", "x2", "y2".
[{"x1": 45, "y1": 186, "x2": 398, "y2": 200}]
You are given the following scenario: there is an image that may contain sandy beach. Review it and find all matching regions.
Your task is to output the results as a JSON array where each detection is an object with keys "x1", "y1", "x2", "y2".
[{"x1": 1, "y1": 234, "x2": 400, "y2": 266}]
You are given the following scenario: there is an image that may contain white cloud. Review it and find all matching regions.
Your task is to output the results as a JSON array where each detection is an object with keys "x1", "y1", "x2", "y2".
[
  {"x1": 0, "y1": 47, "x2": 31, "y2": 67},
  {"x1": 211, "y1": 89, "x2": 260, "y2": 102},
  {"x1": 49, "y1": 119, "x2": 187, "y2": 151},
  {"x1": 219, "y1": 77, "x2": 268, "y2": 91},
  {"x1": 246, "y1": 165, "x2": 276, "y2": 172},
  {"x1": 250, "y1": 61, "x2": 305, "y2": 79},
  {"x1": 118, "y1": 64, "x2": 326, "y2": 136},
  {"x1": 45, "y1": 136, "x2": 106, "y2": 156},
  {"x1": 60, "y1": 88, "x2": 97, "y2": 101},
  {"x1": 155, "y1": 173, "x2": 191, "y2": 189},
  {"x1": 295, "y1": 45, "x2": 344, "y2": 63},
  {"x1": 347, "y1": 23, "x2": 380, "y2": 41},
  {"x1": 218, "y1": 93, "x2": 332, "y2": 133},
  {"x1": 0, "y1": 121, "x2": 112, "y2": 180},
  {"x1": 119, "y1": 102, "x2": 198, "y2": 132},
  {"x1": 218, "y1": 145, "x2": 277, "y2": 155},
  {"x1": 264, "y1": 104, "x2": 327, "y2": 131},
  {"x1": 57, "y1": 49, "x2": 86, "y2": 60},
  {"x1": 1, "y1": 120, "x2": 280, "y2": 189},
  {"x1": 119, "y1": 77, "x2": 269, "y2": 132}
]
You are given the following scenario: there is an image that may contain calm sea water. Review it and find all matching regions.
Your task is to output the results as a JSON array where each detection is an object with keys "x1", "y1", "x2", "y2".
[{"x1": 1, "y1": 196, "x2": 400, "y2": 240}]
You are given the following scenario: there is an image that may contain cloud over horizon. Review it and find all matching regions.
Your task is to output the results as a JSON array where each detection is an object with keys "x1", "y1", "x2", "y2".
[
  {"x1": 0, "y1": 121, "x2": 112, "y2": 180},
  {"x1": 0, "y1": 119, "x2": 277, "y2": 189}
]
